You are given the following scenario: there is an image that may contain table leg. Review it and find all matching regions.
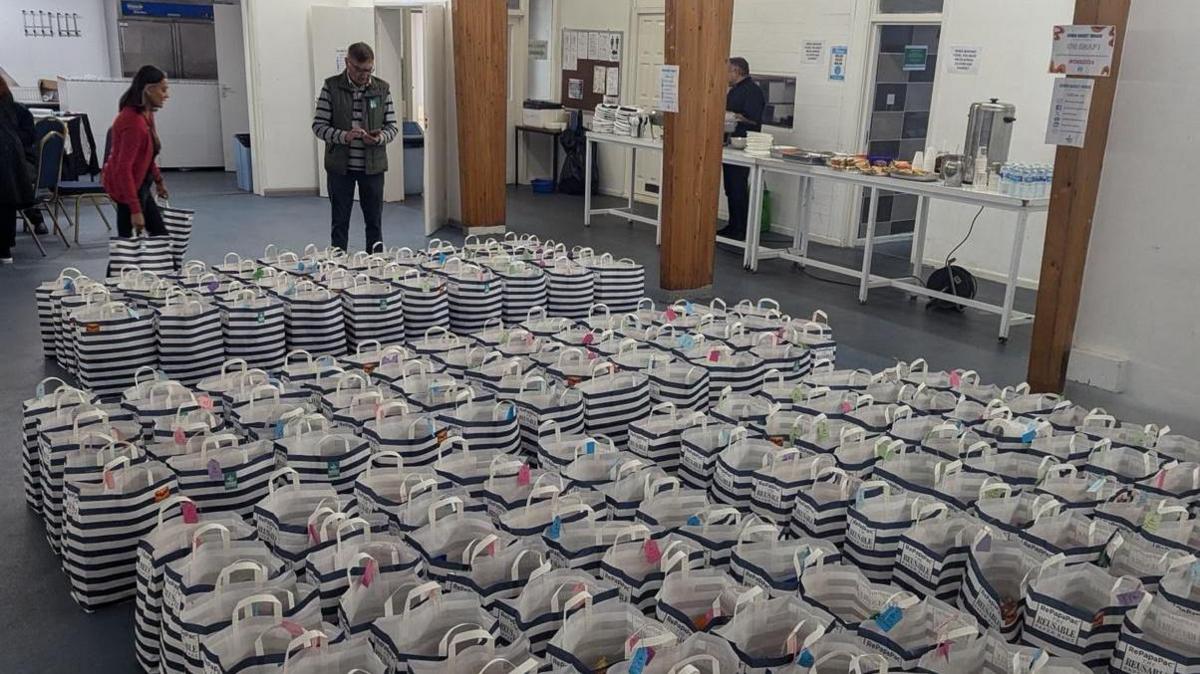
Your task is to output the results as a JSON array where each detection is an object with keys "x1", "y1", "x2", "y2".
[
  {"x1": 797, "y1": 176, "x2": 812, "y2": 264},
  {"x1": 514, "y1": 128, "x2": 519, "y2": 187},
  {"x1": 745, "y1": 165, "x2": 763, "y2": 270},
  {"x1": 584, "y1": 138, "x2": 593, "y2": 226},
  {"x1": 858, "y1": 186, "x2": 880, "y2": 304},
  {"x1": 627, "y1": 148, "x2": 636, "y2": 219},
  {"x1": 999, "y1": 211, "x2": 1029, "y2": 342},
  {"x1": 909, "y1": 196, "x2": 931, "y2": 296},
  {"x1": 552, "y1": 135, "x2": 559, "y2": 188}
]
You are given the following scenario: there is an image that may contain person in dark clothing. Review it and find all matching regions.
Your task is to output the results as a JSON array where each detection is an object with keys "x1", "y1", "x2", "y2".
[
  {"x1": 312, "y1": 42, "x2": 399, "y2": 254},
  {"x1": 718, "y1": 57, "x2": 766, "y2": 242},
  {"x1": 102, "y1": 65, "x2": 171, "y2": 240},
  {"x1": 0, "y1": 77, "x2": 45, "y2": 262}
]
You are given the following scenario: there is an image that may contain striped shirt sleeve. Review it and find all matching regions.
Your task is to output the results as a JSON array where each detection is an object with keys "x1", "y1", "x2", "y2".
[
  {"x1": 377, "y1": 92, "x2": 400, "y2": 144},
  {"x1": 312, "y1": 82, "x2": 348, "y2": 144}
]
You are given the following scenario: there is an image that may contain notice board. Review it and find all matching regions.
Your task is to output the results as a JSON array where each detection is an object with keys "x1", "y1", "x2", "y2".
[{"x1": 560, "y1": 28, "x2": 623, "y2": 110}]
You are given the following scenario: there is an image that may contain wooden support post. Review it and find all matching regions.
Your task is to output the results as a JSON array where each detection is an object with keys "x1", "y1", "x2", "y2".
[
  {"x1": 452, "y1": 0, "x2": 506, "y2": 231},
  {"x1": 1027, "y1": 0, "x2": 1131, "y2": 392},
  {"x1": 659, "y1": 0, "x2": 734, "y2": 291}
]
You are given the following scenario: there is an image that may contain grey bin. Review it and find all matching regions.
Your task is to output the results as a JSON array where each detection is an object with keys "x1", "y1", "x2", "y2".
[
  {"x1": 402, "y1": 121, "x2": 424, "y2": 195},
  {"x1": 233, "y1": 133, "x2": 253, "y2": 192}
]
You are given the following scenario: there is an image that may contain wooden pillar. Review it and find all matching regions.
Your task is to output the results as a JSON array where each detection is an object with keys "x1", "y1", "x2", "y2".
[
  {"x1": 1027, "y1": 0, "x2": 1131, "y2": 391},
  {"x1": 659, "y1": 0, "x2": 734, "y2": 291},
  {"x1": 452, "y1": 0, "x2": 506, "y2": 231}
]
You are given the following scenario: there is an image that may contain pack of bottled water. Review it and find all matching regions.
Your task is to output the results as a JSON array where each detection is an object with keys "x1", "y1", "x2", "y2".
[{"x1": 998, "y1": 162, "x2": 1053, "y2": 199}]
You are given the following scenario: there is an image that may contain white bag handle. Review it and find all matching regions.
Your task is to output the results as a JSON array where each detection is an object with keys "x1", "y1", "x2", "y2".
[
  {"x1": 427, "y1": 496, "x2": 464, "y2": 524},
  {"x1": 190, "y1": 522, "x2": 231, "y2": 553},
  {"x1": 216, "y1": 560, "x2": 269, "y2": 590},
  {"x1": 267, "y1": 467, "x2": 301, "y2": 494},
  {"x1": 232, "y1": 593, "x2": 283, "y2": 626},
  {"x1": 440, "y1": 625, "x2": 493, "y2": 658}
]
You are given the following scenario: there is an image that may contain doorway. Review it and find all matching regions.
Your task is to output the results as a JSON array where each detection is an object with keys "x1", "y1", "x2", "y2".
[
  {"x1": 857, "y1": 23, "x2": 941, "y2": 241},
  {"x1": 631, "y1": 10, "x2": 665, "y2": 204}
]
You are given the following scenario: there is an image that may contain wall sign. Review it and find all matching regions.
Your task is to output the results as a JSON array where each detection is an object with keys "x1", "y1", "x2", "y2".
[
  {"x1": 1045, "y1": 78, "x2": 1095, "y2": 147},
  {"x1": 802, "y1": 40, "x2": 825, "y2": 65},
  {"x1": 658, "y1": 65, "x2": 679, "y2": 112},
  {"x1": 903, "y1": 45, "x2": 928, "y2": 72},
  {"x1": 829, "y1": 46, "x2": 848, "y2": 82},
  {"x1": 947, "y1": 45, "x2": 981, "y2": 74},
  {"x1": 528, "y1": 39, "x2": 548, "y2": 60},
  {"x1": 1050, "y1": 25, "x2": 1116, "y2": 76}
]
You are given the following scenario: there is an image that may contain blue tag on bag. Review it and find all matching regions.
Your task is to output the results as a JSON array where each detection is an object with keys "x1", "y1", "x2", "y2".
[
  {"x1": 687, "y1": 514, "x2": 702, "y2": 526},
  {"x1": 1021, "y1": 426, "x2": 1038, "y2": 443},
  {"x1": 875, "y1": 604, "x2": 904, "y2": 632},
  {"x1": 797, "y1": 649, "x2": 814, "y2": 667},
  {"x1": 585, "y1": 440, "x2": 596, "y2": 454},
  {"x1": 546, "y1": 515, "x2": 562, "y2": 540}
]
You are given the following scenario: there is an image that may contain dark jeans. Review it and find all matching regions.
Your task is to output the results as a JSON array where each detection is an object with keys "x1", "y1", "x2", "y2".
[
  {"x1": 722, "y1": 164, "x2": 751, "y2": 239},
  {"x1": 1, "y1": 206, "x2": 14, "y2": 253},
  {"x1": 328, "y1": 170, "x2": 384, "y2": 253}
]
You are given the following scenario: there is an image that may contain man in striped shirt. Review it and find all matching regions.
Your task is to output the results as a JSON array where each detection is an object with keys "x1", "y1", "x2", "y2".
[{"x1": 312, "y1": 41, "x2": 399, "y2": 253}]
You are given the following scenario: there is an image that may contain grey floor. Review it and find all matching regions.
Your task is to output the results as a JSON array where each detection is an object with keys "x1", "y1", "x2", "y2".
[{"x1": 0, "y1": 170, "x2": 1171, "y2": 672}]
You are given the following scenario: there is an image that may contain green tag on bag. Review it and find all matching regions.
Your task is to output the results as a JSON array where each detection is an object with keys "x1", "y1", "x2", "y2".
[{"x1": 223, "y1": 470, "x2": 238, "y2": 491}]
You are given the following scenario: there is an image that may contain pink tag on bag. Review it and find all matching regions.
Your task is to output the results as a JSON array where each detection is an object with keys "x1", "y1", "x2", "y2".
[
  {"x1": 517, "y1": 464, "x2": 531, "y2": 486},
  {"x1": 173, "y1": 427, "x2": 187, "y2": 445},
  {"x1": 949, "y1": 370, "x2": 962, "y2": 388},
  {"x1": 361, "y1": 558, "x2": 378, "y2": 588},
  {"x1": 181, "y1": 502, "x2": 199, "y2": 524},
  {"x1": 642, "y1": 539, "x2": 662, "y2": 564},
  {"x1": 197, "y1": 395, "x2": 214, "y2": 411}
]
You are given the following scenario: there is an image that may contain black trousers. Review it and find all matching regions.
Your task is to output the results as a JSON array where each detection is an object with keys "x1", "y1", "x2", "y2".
[
  {"x1": 722, "y1": 164, "x2": 751, "y2": 239},
  {"x1": 115, "y1": 181, "x2": 167, "y2": 238},
  {"x1": 328, "y1": 170, "x2": 384, "y2": 253},
  {"x1": 1, "y1": 206, "x2": 14, "y2": 253}
]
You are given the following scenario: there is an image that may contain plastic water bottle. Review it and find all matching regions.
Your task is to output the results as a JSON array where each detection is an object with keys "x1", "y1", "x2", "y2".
[{"x1": 1023, "y1": 165, "x2": 1038, "y2": 199}]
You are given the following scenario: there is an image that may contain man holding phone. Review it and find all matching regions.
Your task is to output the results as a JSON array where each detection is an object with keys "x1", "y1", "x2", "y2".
[{"x1": 312, "y1": 41, "x2": 399, "y2": 253}]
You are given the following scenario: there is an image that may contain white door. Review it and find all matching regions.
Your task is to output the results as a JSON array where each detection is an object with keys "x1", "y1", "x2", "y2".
[
  {"x1": 422, "y1": 3, "x2": 447, "y2": 235},
  {"x1": 311, "y1": 5, "x2": 377, "y2": 198},
  {"x1": 375, "y1": 8, "x2": 406, "y2": 202},
  {"x1": 506, "y1": 14, "x2": 526, "y2": 185},
  {"x1": 213, "y1": 4, "x2": 249, "y2": 173},
  {"x1": 633, "y1": 12, "x2": 665, "y2": 203}
]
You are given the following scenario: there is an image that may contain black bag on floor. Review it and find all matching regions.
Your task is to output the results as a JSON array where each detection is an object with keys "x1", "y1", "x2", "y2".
[{"x1": 557, "y1": 110, "x2": 597, "y2": 196}]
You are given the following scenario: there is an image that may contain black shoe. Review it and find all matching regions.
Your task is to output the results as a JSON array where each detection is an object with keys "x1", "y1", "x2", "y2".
[
  {"x1": 718, "y1": 229, "x2": 746, "y2": 242},
  {"x1": 0, "y1": 249, "x2": 12, "y2": 264}
]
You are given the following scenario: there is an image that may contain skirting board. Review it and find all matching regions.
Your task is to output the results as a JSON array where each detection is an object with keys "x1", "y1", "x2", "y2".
[{"x1": 262, "y1": 188, "x2": 319, "y2": 197}]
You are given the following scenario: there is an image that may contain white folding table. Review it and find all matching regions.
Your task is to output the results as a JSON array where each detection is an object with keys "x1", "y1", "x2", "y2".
[
  {"x1": 583, "y1": 131, "x2": 759, "y2": 262},
  {"x1": 746, "y1": 159, "x2": 1049, "y2": 341}
]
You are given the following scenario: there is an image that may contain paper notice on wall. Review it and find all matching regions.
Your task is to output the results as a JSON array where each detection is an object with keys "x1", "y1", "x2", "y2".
[
  {"x1": 829, "y1": 45, "x2": 848, "y2": 81},
  {"x1": 946, "y1": 45, "x2": 981, "y2": 74},
  {"x1": 607, "y1": 33, "x2": 622, "y2": 62},
  {"x1": 802, "y1": 40, "x2": 825, "y2": 65},
  {"x1": 1050, "y1": 25, "x2": 1117, "y2": 76},
  {"x1": 593, "y1": 66, "x2": 606, "y2": 93},
  {"x1": 529, "y1": 39, "x2": 548, "y2": 60},
  {"x1": 658, "y1": 64, "x2": 679, "y2": 112},
  {"x1": 1045, "y1": 78, "x2": 1094, "y2": 147},
  {"x1": 335, "y1": 48, "x2": 348, "y2": 73},
  {"x1": 591, "y1": 32, "x2": 609, "y2": 60},
  {"x1": 568, "y1": 78, "x2": 584, "y2": 100},
  {"x1": 563, "y1": 32, "x2": 578, "y2": 70},
  {"x1": 605, "y1": 67, "x2": 620, "y2": 96}
]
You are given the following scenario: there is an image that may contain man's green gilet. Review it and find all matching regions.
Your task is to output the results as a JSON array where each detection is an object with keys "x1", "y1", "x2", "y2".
[{"x1": 323, "y1": 74, "x2": 390, "y2": 175}]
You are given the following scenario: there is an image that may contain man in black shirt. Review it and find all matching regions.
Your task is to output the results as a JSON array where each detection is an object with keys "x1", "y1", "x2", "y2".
[{"x1": 719, "y1": 57, "x2": 765, "y2": 242}]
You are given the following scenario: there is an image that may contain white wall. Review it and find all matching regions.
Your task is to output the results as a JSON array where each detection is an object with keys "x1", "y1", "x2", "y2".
[
  {"x1": 1069, "y1": 0, "x2": 1200, "y2": 430},
  {"x1": 243, "y1": 0, "x2": 328, "y2": 194},
  {"x1": 526, "y1": 0, "x2": 553, "y2": 101},
  {"x1": 920, "y1": 0, "x2": 1073, "y2": 285},
  {"x1": 731, "y1": 0, "x2": 870, "y2": 242},
  {"x1": 0, "y1": 0, "x2": 113, "y2": 85},
  {"x1": 556, "y1": 0, "x2": 633, "y2": 196}
]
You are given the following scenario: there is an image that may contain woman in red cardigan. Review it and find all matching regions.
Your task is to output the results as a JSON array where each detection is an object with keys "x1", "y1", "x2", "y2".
[{"x1": 102, "y1": 65, "x2": 170, "y2": 238}]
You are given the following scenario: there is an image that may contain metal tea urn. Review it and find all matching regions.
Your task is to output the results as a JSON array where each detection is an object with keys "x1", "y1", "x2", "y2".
[{"x1": 962, "y1": 98, "x2": 1016, "y2": 183}]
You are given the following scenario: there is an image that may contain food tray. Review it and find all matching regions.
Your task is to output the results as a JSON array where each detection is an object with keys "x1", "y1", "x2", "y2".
[{"x1": 887, "y1": 170, "x2": 939, "y2": 183}]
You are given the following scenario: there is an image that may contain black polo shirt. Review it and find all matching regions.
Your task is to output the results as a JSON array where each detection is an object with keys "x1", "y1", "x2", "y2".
[{"x1": 726, "y1": 77, "x2": 766, "y2": 137}]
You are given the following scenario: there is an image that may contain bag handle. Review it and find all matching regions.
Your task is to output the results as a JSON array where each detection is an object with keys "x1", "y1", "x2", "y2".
[
  {"x1": 384, "y1": 580, "x2": 440, "y2": 618},
  {"x1": 232, "y1": 593, "x2": 284, "y2": 626},
  {"x1": 155, "y1": 495, "x2": 194, "y2": 528},
  {"x1": 427, "y1": 496, "x2": 464, "y2": 525},
  {"x1": 335, "y1": 517, "x2": 372, "y2": 552},
  {"x1": 267, "y1": 467, "x2": 301, "y2": 495},
  {"x1": 216, "y1": 559, "x2": 269, "y2": 590},
  {"x1": 736, "y1": 522, "x2": 778, "y2": 551},
  {"x1": 191, "y1": 522, "x2": 232, "y2": 553},
  {"x1": 465, "y1": 534, "x2": 502, "y2": 565},
  {"x1": 612, "y1": 524, "x2": 651, "y2": 545},
  {"x1": 440, "y1": 625, "x2": 493, "y2": 658}
]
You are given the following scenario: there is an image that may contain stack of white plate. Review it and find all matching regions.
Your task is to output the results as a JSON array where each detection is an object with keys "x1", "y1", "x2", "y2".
[
  {"x1": 593, "y1": 104, "x2": 618, "y2": 134},
  {"x1": 744, "y1": 131, "x2": 773, "y2": 157},
  {"x1": 614, "y1": 106, "x2": 642, "y2": 137}
]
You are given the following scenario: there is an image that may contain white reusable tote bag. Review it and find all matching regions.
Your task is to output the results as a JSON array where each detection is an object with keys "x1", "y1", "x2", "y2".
[
  {"x1": 340, "y1": 274, "x2": 406, "y2": 350},
  {"x1": 72, "y1": 301, "x2": 159, "y2": 400},
  {"x1": 109, "y1": 234, "x2": 175, "y2": 275},
  {"x1": 159, "y1": 204, "x2": 194, "y2": 269},
  {"x1": 156, "y1": 295, "x2": 225, "y2": 386}
]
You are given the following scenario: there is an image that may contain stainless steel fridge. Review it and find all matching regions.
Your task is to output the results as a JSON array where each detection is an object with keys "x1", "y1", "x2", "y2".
[{"x1": 118, "y1": 2, "x2": 218, "y2": 80}]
